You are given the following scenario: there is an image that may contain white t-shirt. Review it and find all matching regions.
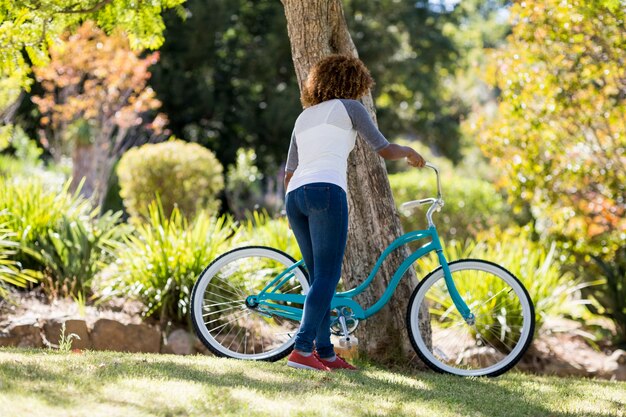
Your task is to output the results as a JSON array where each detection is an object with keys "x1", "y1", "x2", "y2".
[{"x1": 285, "y1": 99, "x2": 390, "y2": 194}]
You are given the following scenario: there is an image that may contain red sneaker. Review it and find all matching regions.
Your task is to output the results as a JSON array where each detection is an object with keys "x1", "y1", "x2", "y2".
[
  {"x1": 287, "y1": 350, "x2": 331, "y2": 371},
  {"x1": 315, "y1": 353, "x2": 357, "y2": 371}
]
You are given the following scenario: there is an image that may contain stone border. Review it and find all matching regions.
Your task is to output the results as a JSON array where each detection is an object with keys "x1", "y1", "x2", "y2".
[{"x1": 0, "y1": 317, "x2": 208, "y2": 355}]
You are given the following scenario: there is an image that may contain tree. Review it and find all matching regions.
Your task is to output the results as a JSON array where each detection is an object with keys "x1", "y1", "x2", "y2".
[
  {"x1": 31, "y1": 22, "x2": 167, "y2": 206},
  {"x1": 281, "y1": 0, "x2": 429, "y2": 364},
  {"x1": 0, "y1": 0, "x2": 183, "y2": 152},
  {"x1": 148, "y1": 0, "x2": 301, "y2": 174},
  {"x1": 146, "y1": 0, "x2": 508, "y2": 173},
  {"x1": 472, "y1": 0, "x2": 625, "y2": 338},
  {"x1": 0, "y1": 0, "x2": 185, "y2": 90}
]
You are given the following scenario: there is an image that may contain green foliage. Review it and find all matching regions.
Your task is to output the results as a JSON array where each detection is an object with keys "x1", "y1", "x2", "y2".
[
  {"x1": 585, "y1": 247, "x2": 626, "y2": 343},
  {"x1": 146, "y1": 0, "x2": 509, "y2": 169},
  {"x1": 416, "y1": 227, "x2": 588, "y2": 337},
  {"x1": 0, "y1": 126, "x2": 44, "y2": 177},
  {"x1": 470, "y1": 0, "x2": 625, "y2": 340},
  {"x1": 389, "y1": 167, "x2": 511, "y2": 241},
  {"x1": 225, "y1": 148, "x2": 264, "y2": 219},
  {"x1": 8, "y1": 125, "x2": 43, "y2": 162},
  {"x1": 237, "y1": 211, "x2": 301, "y2": 260},
  {"x1": 0, "y1": 178, "x2": 89, "y2": 252},
  {"x1": 0, "y1": 212, "x2": 41, "y2": 300},
  {"x1": 56, "y1": 322, "x2": 80, "y2": 352},
  {"x1": 149, "y1": 0, "x2": 301, "y2": 171},
  {"x1": 0, "y1": 0, "x2": 185, "y2": 92},
  {"x1": 117, "y1": 139, "x2": 224, "y2": 220},
  {"x1": 344, "y1": 0, "x2": 509, "y2": 162},
  {"x1": 102, "y1": 201, "x2": 235, "y2": 323},
  {"x1": 28, "y1": 210, "x2": 128, "y2": 299},
  {"x1": 0, "y1": 176, "x2": 126, "y2": 298}
]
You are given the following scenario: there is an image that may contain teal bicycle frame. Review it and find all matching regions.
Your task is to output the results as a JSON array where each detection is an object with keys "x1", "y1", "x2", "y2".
[{"x1": 246, "y1": 224, "x2": 474, "y2": 324}]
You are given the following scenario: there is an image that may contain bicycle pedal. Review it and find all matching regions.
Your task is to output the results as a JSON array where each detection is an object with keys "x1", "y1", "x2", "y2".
[{"x1": 339, "y1": 335, "x2": 359, "y2": 348}]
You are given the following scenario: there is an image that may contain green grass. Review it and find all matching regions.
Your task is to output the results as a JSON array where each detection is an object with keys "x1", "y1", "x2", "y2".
[{"x1": 0, "y1": 349, "x2": 624, "y2": 417}]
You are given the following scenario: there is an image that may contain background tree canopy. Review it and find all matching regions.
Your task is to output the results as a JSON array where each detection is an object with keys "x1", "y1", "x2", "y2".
[{"x1": 147, "y1": 0, "x2": 508, "y2": 170}]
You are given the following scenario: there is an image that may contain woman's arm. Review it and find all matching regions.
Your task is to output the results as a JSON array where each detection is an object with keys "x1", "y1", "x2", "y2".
[
  {"x1": 378, "y1": 144, "x2": 426, "y2": 168},
  {"x1": 284, "y1": 171, "x2": 294, "y2": 191}
]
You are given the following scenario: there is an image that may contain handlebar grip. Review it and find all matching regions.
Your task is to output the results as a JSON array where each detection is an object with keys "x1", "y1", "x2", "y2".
[{"x1": 401, "y1": 198, "x2": 436, "y2": 210}]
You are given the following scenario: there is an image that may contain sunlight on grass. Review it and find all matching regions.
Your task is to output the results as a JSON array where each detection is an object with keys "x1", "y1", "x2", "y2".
[{"x1": 0, "y1": 349, "x2": 624, "y2": 417}]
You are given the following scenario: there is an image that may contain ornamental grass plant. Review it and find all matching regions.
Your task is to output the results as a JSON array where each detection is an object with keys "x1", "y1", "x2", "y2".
[
  {"x1": 237, "y1": 211, "x2": 301, "y2": 260},
  {"x1": 101, "y1": 200, "x2": 236, "y2": 323},
  {"x1": 0, "y1": 176, "x2": 127, "y2": 299}
]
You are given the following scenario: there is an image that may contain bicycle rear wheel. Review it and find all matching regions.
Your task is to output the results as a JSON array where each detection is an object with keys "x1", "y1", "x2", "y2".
[
  {"x1": 191, "y1": 246, "x2": 309, "y2": 361},
  {"x1": 407, "y1": 259, "x2": 535, "y2": 377}
]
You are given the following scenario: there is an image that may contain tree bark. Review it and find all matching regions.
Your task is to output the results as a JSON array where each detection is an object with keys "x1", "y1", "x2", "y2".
[{"x1": 281, "y1": 0, "x2": 429, "y2": 366}]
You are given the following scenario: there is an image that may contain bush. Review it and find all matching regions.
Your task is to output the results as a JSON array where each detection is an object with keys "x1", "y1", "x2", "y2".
[
  {"x1": 236, "y1": 211, "x2": 301, "y2": 260},
  {"x1": 389, "y1": 168, "x2": 512, "y2": 242},
  {"x1": 582, "y1": 247, "x2": 626, "y2": 344},
  {"x1": 101, "y1": 201, "x2": 236, "y2": 323},
  {"x1": 30, "y1": 210, "x2": 128, "y2": 299},
  {"x1": 0, "y1": 176, "x2": 127, "y2": 299},
  {"x1": 117, "y1": 139, "x2": 224, "y2": 220},
  {"x1": 0, "y1": 211, "x2": 41, "y2": 300},
  {"x1": 415, "y1": 226, "x2": 588, "y2": 338},
  {"x1": 225, "y1": 148, "x2": 264, "y2": 219}
]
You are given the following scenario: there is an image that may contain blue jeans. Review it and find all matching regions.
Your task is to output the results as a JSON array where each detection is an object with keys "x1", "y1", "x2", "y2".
[{"x1": 285, "y1": 182, "x2": 348, "y2": 358}]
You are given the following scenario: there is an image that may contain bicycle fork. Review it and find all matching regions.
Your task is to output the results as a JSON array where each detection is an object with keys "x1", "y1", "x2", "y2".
[{"x1": 437, "y1": 250, "x2": 476, "y2": 325}]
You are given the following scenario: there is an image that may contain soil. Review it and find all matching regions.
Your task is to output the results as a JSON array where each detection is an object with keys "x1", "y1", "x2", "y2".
[{"x1": 0, "y1": 289, "x2": 146, "y2": 330}]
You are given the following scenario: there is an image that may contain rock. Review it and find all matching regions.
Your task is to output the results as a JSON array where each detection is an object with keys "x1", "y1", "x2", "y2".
[
  {"x1": 609, "y1": 349, "x2": 626, "y2": 365},
  {"x1": 43, "y1": 319, "x2": 91, "y2": 350},
  {"x1": 165, "y1": 329, "x2": 193, "y2": 355},
  {"x1": 601, "y1": 349, "x2": 626, "y2": 381},
  {"x1": 91, "y1": 319, "x2": 160, "y2": 353},
  {"x1": 2, "y1": 323, "x2": 44, "y2": 348},
  {"x1": 0, "y1": 333, "x2": 19, "y2": 347},
  {"x1": 193, "y1": 336, "x2": 211, "y2": 355}
]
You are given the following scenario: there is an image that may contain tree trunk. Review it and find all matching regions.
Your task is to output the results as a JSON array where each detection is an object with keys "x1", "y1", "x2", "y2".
[
  {"x1": 71, "y1": 142, "x2": 97, "y2": 198},
  {"x1": 281, "y1": 0, "x2": 429, "y2": 366}
]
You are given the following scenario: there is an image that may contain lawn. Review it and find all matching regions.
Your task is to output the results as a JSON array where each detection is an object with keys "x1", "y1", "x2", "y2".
[{"x1": 0, "y1": 349, "x2": 624, "y2": 417}]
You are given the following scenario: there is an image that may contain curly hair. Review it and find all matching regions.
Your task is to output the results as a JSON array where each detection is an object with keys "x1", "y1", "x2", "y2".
[{"x1": 301, "y1": 54, "x2": 374, "y2": 107}]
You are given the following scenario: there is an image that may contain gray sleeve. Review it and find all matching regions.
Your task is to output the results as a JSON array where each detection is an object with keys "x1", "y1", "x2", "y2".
[
  {"x1": 285, "y1": 129, "x2": 298, "y2": 173},
  {"x1": 340, "y1": 99, "x2": 390, "y2": 151}
]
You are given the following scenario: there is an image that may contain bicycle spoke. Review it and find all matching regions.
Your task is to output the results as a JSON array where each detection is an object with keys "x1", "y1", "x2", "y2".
[
  {"x1": 227, "y1": 325, "x2": 246, "y2": 351},
  {"x1": 207, "y1": 310, "x2": 249, "y2": 332},
  {"x1": 191, "y1": 248, "x2": 310, "y2": 360},
  {"x1": 210, "y1": 278, "x2": 246, "y2": 299},
  {"x1": 203, "y1": 299, "x2": 245, "y2": 309},
  {"x1": 202, "y1": 304, "x2": 242, "y2": 317}
]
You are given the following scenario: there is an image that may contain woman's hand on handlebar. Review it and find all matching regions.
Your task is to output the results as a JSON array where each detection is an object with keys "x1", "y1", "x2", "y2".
[
  {"x1": 378, "y1": 143, "x2": 426, "y2": 168},
  {"x1": 406, "y1": 149, "x2": 426, "y2": 168}
]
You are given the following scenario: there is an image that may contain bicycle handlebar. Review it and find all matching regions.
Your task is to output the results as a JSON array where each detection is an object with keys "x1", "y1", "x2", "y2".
[{"x1": 400, "y1": 163, "x2": 444, "y2": 228}]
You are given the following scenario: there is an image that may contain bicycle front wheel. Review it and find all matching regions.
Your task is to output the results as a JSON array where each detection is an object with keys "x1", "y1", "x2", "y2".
[
  {"x1": 407, "y1": 259, "x2": 535, "y2": 377},
  {"x1": 191, "y1": 246, "x2": 309, "y2": 361}
]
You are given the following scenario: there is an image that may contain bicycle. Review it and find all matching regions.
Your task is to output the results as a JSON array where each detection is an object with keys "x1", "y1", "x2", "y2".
[{"x1": 191, "y1": 163, "x2": 535, "y2": 377}]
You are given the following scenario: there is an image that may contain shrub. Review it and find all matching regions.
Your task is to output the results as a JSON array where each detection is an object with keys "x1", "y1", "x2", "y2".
[
  {"x1": 225, "y1": 148, "x2": 264, "y2": 219},
  {"x1": 101, "y1": 201, "x2": 236, "y2": 323},
  {"x1": 29, "y1": 210, "x2": 128, "y2": 299},
  {"x1": 389, "y1": 168, "x2": 512, "y2": 242},
  {"x1": 0, "y1": 176, "x2": 127, "y2": 299},
  {"x1": 582, "y1": 247, "x2": 626, "y2": 344},
  {"x1": 0, "y1": 211, "x2": 41, "y2": 300},
  {"x1": 415, "y1": 226, "x2": 589, "y2": 337},
  {"x1": 0, "y1": 177, "x2": 90, "y2": 265},
  {"x1": 117, "y1": 139, "x2": 224, "y2": 220}
]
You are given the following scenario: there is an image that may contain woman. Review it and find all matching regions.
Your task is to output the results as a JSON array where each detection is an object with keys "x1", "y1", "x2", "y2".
[{"x1": 284, "y1": 54, "x2": 425, "y2": 371}]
